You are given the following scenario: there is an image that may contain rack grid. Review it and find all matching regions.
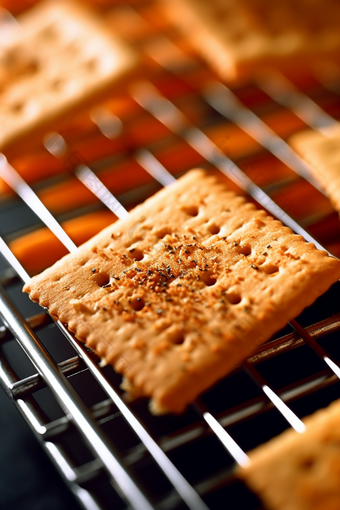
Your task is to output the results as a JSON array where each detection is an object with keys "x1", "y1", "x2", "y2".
[{"x1": 1, "y1": 1, "x2": 340, "y2": 509}]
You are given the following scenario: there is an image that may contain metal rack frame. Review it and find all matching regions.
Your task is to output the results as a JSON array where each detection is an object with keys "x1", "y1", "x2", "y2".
[{"x1": 1, "y1": 1, "x2": 340, "y2": 509}]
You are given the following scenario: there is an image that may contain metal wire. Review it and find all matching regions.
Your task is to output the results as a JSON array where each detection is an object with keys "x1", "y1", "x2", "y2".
[
  {"x1": 1, "y1": 2, "x2": 340, "y2": 509},
  {"x1": 256, "y1": 71, "x2": 338, "y2": 134},
  {"x1": 0, "y1": 282, "x2": 154, "y2": 510},
  {"x1": 0, "y1": 156, "x2": 77, "y2": 253}
]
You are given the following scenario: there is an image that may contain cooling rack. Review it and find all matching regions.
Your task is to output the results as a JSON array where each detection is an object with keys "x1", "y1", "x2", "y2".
[{"x1": 1, "y1": 1, "x2": 340, "y2": 509}]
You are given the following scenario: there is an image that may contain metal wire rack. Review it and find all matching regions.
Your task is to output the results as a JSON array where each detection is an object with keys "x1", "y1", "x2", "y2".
[{"x1": 1, "y1": 1, "x2": 340, "y2": 509}]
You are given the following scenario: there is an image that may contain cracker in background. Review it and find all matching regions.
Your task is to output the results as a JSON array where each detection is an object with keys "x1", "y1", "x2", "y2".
[
  {"x1": 163, "y1": 0, "x2": 340, "y2": 82},
  {"x1": 290, "y1": 125, "x2": 340, "y2": 215},
  {"x1": 239, "y1": 398, "x2": 340, "y2": 510},
  {"x1": 23, "y1": 169, "x2": 340, "y2": 414},
  {"x1": 0, "y1": 0, "x2": 138, "y2": 152}
]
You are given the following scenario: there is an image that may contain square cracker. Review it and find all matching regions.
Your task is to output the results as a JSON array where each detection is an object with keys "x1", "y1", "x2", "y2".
[
  {"x1": 290, "y1": 125, "x2": 340, "y2": 215},
  {"x1": 239, "y1": 399, "x2": 340, "y2": 510},
  {"x1": 0, "y1": 0, "x2": 138, "y2": 152},
  {"x1": 163, "y1": 0, "x2": 340, "y2": 81},
  {"x1": 23, "y1": 169, "x2": 340, "y2": 413}
]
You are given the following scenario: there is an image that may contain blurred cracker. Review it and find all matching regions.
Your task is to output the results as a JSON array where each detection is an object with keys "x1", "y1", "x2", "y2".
[
  {"x1": 163, "y1": 0, "x2": 340, "y2": 82},
  {"x1": 0, "y1": 0, "x2": 138, "y2": 154},
  {"x1": 290, "y1": 125, "x2": 340, "y2": 215}
]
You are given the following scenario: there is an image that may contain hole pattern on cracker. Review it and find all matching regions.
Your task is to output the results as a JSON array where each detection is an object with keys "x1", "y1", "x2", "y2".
[
  {"x1": 200, "y1": 270, "x2": 217, "y2": 287},
  {"x1": 299, "y1": 457, "x2": 316, "y2": 470},
  {"x1": 262, "y1": 263, "x2": 279, "y2": 275},
  {"x1": 93, "y1": 271, "x2": 111, "y2": 288},
  {"x1": 206, "y1": 222, "x2": 220, "y2": 235},
  {"x1": 181, "y1": 204, "x2": 199, "y2": 217},
  {"x1": 225, "y1": 291, "x2": 242, "y2": 305},
  {"x1": 130, "y1": 297, "x2": 145, "y2": 311},
  {"x1": 128, "y1": 248, "x2": 144, "y2": 261}
]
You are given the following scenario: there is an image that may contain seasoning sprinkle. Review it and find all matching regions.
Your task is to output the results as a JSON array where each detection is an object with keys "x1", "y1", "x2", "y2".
[{"x1": 251, "y1": 264, "x2": 259, "y2": 270}]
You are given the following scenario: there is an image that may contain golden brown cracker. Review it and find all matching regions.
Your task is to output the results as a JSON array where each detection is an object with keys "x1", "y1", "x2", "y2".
[
  {"x1": 23, "y1": 169, "x2": 340, "y2": 413},
  {"x1": 239, "y1": 399, "x2": 340, "y2": 510}
]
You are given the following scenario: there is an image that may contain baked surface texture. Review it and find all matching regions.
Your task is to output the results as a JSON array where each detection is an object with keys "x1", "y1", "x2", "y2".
[
  {"x1": 163, "y1": 0, "x2": 340, "y2": 81},
  {"x1": 23, "y1": 170, "x2": 340, "y2": 413},
  {"x1": 290, "y1": 125, "x2": 340, "y2": 215},
  {"x1": 239, "y1": 399, "x2": 340, "y2": 510},
  {"x1": 0, "y1": 0, "x2": 137, "y2": 152}
]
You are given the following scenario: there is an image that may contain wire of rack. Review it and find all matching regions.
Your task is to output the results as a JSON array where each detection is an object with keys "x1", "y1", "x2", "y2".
[{"x1": 1, "y1": 1, "x2": 340, "y2": 509}]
